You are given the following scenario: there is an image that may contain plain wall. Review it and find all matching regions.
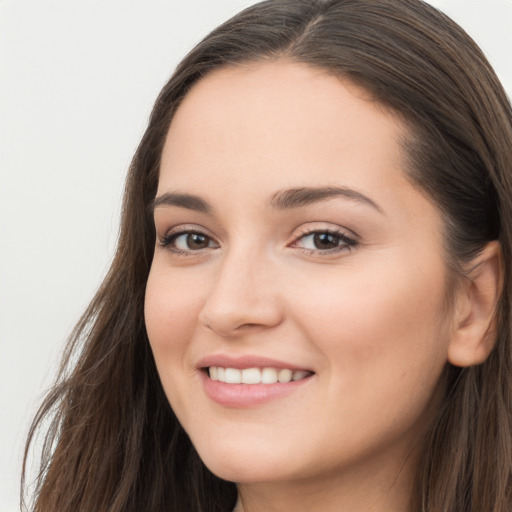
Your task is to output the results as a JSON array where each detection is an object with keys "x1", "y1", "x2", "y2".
[{"x1": 1, "y1": 1, "x2": 511, "y2": 510}]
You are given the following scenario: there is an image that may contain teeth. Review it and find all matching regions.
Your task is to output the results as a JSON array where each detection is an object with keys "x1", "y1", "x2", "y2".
[
  {"x1": 292, "y1": 370, "x2": 310, "y2": 381},
  {"x1": 278, "y1": 368, "x2": 293, "y2": 383},
  {"x1": 208, "y1": 366, "x2": 311, "y2": 384},
  {"x1": 261, "y1": 367, "x2": 278, "y2": 384},
  {"x1": 224, "y1": 368, "x2": 242, "y2": 384},
  {"x1": 241, "y1": 368, "x2": 261, "y2": 384}
]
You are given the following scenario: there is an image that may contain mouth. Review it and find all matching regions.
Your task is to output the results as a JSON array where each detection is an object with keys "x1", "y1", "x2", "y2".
[
  {"x1": 198, "y1": 357, "x2": 315, "y2": 407},
  {"x1": 205, "y1": 366, "x2": 313, "y2": 384}
]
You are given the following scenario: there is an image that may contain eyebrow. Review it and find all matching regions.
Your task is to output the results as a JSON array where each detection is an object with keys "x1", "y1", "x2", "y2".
[
  {"x1": 269, "y1": 186, "x2": 383, "y2": 213},
  {"x1": 150, "y1": 192, "x2": 213, "y2": 214},
  {"x1": 150, "y1": 186, "x2": 383, "y2": 215}
]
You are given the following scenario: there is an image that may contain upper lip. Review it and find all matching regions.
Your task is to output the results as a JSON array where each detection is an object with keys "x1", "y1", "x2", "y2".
[{"x1": 196, "y1": 354, "x2": 314, "y2": 372}]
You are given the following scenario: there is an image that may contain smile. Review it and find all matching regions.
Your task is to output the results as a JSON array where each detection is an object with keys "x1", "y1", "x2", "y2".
[
  {"x1": 199, "y1": 357, "x2": 315, "y2": 407},
  {"x1": 208, "y1": 366, "x2": 312, "y2": 384}
]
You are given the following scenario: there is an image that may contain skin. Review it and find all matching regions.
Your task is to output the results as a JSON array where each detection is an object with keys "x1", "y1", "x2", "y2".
[{"x1": 144, "y1": 61, "x2": 497, "y2": 512}]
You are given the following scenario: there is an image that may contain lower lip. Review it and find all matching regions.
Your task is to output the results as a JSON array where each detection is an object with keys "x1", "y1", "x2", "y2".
[{"x1": 200, "y1": 371, "x2": 313, "y2": 408}]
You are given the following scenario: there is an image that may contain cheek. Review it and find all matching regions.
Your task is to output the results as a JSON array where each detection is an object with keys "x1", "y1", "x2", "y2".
[
  {"x1": 144, "y1": 264, "x2": 211, "y2": 421},
  {"x1": 288, "y1": 256, "x2": 450, "y2": 395},
  {"x1": 284, "y1": 264, "x2": 450, "y2": 457},
  {"x1": 144, "y1": 265, "x2": 205, "y2": 370}
]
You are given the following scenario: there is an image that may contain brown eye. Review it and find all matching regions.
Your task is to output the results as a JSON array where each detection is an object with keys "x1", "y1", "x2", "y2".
[
  {"x1": 294, "y1": 230, "x2": 358, "y2": 254},
  {"x1": 312, "y1": 232, "x2": 341, "y2": 250},
  {"x1": 160, "y1": 230, "x2": 218, "y2": 254},
  {"x1": 185, "y1": 233, "x2": 210, "y2": 250}
]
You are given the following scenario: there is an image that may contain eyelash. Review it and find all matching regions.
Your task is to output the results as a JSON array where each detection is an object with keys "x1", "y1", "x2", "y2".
[
  {"x1": 158, "y1": 227, "x2": 358, "y2": 257},
  {"x1": 291, "y1": 228, "x2": 358, "y2": 255}
]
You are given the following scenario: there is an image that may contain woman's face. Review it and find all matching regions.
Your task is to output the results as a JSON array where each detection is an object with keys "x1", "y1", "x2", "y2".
[{"x1": 145, "y1": 62, "x2": 455, "y2": 487}]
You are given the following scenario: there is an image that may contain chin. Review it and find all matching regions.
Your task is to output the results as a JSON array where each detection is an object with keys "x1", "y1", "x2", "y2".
[
  {"x1": 192, "y1": 435, "x2": 304, "y2": 484},
  {"x1": 205, "y1": 461, "x2": 271, "y2": 484}
]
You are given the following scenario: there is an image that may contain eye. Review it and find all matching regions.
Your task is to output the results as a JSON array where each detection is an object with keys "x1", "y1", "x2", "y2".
[
  {"x1": 292, "y1": 229, "x2": 358, "y2": 254},
  {"x1": 159, "y1": 229, "x2": 218, "y2": 255}
]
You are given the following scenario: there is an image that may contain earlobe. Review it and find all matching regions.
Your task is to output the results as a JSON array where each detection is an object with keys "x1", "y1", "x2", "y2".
[{"x1": 447, "y1": 241, "x2": 503, "y2": 367}]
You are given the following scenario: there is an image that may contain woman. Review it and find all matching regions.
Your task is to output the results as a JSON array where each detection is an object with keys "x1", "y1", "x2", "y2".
[{"x1": 23, "y1": 0, "x2": 512, "y2": 511}]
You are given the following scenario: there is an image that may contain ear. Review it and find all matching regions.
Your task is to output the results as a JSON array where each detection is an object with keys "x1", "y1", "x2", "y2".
[{"x1": 448, "y1": 241, "x2": 503, "y2": 367}]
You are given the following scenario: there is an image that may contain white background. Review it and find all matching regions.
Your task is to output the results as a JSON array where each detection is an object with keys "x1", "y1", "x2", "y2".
[{"x1": 1, "y1": 1, "x2": 511, "y2": 510}]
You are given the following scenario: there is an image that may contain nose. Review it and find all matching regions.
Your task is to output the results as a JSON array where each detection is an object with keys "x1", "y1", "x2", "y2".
[{"x1": 198, "y1": 249, "x2": 284, "y2": 337}]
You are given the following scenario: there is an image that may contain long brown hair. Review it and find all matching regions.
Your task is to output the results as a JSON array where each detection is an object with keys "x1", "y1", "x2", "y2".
[{"x1": 23, "y1": 1, "x2": 512, "y2": 510}]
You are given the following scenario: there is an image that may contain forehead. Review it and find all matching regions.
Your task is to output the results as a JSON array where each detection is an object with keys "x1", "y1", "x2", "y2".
[{"x1": 158, "y1": 60, "x2": 424, "y2": 218}]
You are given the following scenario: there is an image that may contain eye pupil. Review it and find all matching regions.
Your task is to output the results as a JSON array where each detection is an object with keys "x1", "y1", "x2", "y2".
[
  {"x1": 313, "y1": 232, "x2": 339, "y2": 249},
  {"x1": 187, "y1": 233, "x2": 209, "y2": 249}
]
